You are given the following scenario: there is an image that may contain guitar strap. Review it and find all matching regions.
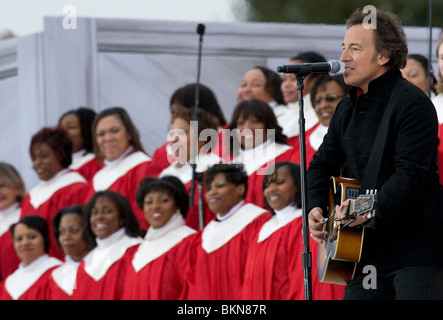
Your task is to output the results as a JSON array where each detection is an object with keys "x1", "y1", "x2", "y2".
[{"x1": 360, "y1": 79, "x2": 408, "y2": 195}]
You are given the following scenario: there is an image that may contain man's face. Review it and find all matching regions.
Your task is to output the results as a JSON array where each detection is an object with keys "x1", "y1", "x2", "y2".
[{"x1": 340, "y1": 24, "x2": 388, "y2": 93}]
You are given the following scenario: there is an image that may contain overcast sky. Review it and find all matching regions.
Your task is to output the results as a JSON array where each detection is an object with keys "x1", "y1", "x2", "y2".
[{"x1": 0, "y1": 0, "x2": 238, "y2": 36}]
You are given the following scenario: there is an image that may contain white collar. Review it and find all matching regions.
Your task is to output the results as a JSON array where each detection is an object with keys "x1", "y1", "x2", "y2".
[
  {"x1": 0, "y1": 203, "x2": 20, "y2": 236},
  {"x1": 104, "y1": 146, "x2": 134, "y2": 167},
  {"x1": 202, "y1": 203, "x2": 267, "y2": 253},
  {"x1": 258, "y1": 206, "x2": 302, "y2": 243},
  {"x1": 50, "y1": 255, "x2": 82, "y2": 296},
  {"x1": 29, "y1": 170, "x2": 87, "y2": 209},
  {"x1": 95, "y1": 227, "x2": 126, "y2": 248},
  {"x1": 84, "y1": 228, "x2": 142, "y2": 281},
  {"x1": 144, "y1": 212, "x2": 184, "y2": 241},
  {"x1": 6, "y1": 254, "x2": 62, "y2": 300},
  {"x1": 131, "y1": 214, "x2": 196, "y2": 272},
  {"x1": 309, "y1": 124, "x2": 329, "y2": 151},
  {"x1": 216, "y1": 200, "x2": 245, "y2": 222}
]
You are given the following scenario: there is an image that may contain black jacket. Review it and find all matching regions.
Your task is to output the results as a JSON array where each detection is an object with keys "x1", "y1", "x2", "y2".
[{"x1": 308, "y1": 70, "x2": 443, "y2": 270}]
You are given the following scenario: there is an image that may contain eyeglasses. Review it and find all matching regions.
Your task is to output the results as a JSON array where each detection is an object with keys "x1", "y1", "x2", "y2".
[{"x1": 313, "y1": 95, "x2": 344, "y2": 106}]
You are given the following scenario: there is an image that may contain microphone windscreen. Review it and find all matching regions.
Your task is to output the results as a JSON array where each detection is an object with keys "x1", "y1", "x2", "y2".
[
  {"x1": 197, "y1": 23, "x2": 206, "y2": 36},
  {"x1": 329, "y1": 60, "x2": 341, "y2": 74}
]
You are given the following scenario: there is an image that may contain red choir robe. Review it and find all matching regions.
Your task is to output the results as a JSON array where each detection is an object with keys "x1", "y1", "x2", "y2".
[
  {"x1": 432, "y1": 94, "x2": 443, "y2": 184},
  {"x1": 47, "y1": 256, "x2": 82, "y2": 300},
  {"x1": 20, "y1": 169, "x2": 92, "y2": 260},
  {"x1": 121, "y1": 213, "x2": 196, "y2": 300},
  {"x1": 231, "y1": 141, "x2": 298, "y2": 209},
  {"x1": 0, "y1": 254, "x2": 62, "y2": 300},
  {"x1": 70, "y1": 150, "x2": 103, "y2": 182},
  {"x1": 73, "y1": 228, "x2": 142, "y2": 300},
  {"x1": 90, "y1": 148, "x2": 162, "y2": 231},
  {"x1": 284, "y1": 97, "x2": 319, "y2": 149},
  {"x1": 240, "y1": 205, "x2": 344, "y2": 300},
  {"x1": 0, "y1": 203, "x2": 21, "y2": 282},
  {"x1": 183, "y1": 202, "x2": 271, "y2": 300},
  {"x1": 151, "y1": 142, "x2": 176, "y2": 173},
  {"x1": 305, "y1": 123, "x2": 327, "y2": 166},
  {"x1": 160, "y1": 152, "x2": 222, "y2": 230}
]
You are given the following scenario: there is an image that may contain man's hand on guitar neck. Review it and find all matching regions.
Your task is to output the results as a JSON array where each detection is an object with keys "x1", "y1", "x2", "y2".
[
  {"x1": 335, "y1": 199, "x2": 371, "y2": 228},
  {"x1": 308, "y1": 207, "x2": 328, "y2": 243}
]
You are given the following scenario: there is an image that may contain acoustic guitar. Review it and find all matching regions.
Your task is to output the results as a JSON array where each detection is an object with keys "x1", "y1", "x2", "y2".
[{"x1": 317, "y1": 176, "x2": 376, "y2": 285}]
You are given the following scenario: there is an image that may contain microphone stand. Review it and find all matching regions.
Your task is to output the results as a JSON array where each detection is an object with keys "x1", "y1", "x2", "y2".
[
  {"x1": 296, "y1": 66, "x2": 313, "y2": 301},
  {"x1": 189, "y1": 23, "x2": 206, "y2": 230}
]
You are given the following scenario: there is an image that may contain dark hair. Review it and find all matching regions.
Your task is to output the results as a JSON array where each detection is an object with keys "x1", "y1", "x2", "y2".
[
  {"x1": 204, "y1": 163, "x2": 248, "y2": 197},
  {"x1": 58, "y1": 107, "x2": 96, "y2": 153},
  {"x1": 136, "y1": 175, "x2": 189, "y2": 217},
  {"x1": 253, "y1": 66, "x2": 285, "y2": 105},
  {"x1": 92, "y1": 107, "x2": 145, "y2": 156},
  {"x1": 82, "y1": 190, "x2": 141, "y2": 248},
  {"x1": 346, "y1": 7, "x2": 408, "y2": 70},
  {"x1": 52, "y1": 205, "x2": 91, "y2": 249},
  {"x1": 290, "y1": 51, "x2": 327, "y2": 64},
  {"x1": 227, "y1": 99, "x2": 288, "y2": 154},
  {"x1": 310, "y1": 73, "x2": 348, "y2": 107},
  {"x1": 406, "y1": 54, "x2": 437, "y2": 94},
  {"x1": 30, "y1": 127, "x2": 72, "y2": 168},
  {"x1": 262, "y1": 162, "x2": 302, "y2": 215},
  {"x1": 172, "y1": 107, "x2": 219, "y2": 135},
  {"x1": 170, "y1": 83, "x2": 227, "y2": 126},
  {"x1": 11, "y1": 215, "x2": 50, "y2": 253}
]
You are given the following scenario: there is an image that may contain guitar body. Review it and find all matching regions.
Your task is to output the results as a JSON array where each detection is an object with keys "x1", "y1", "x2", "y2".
[{"x1": 318, "y1": 177, "x2": 366, "y2": 285}]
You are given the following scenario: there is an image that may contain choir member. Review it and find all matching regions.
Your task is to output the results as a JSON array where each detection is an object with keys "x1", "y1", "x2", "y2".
[
  {"x1": 122, "y1": 175, "x2": 196, "y2": 299},
  {"x1": 305, "y1": 74, "x2": 348, "y2": 165},
  {"x1": 73, "y1": 190, "x2": 142, "y2": 300},
  {"x1": 0, "y1": 163, "x2": 25, "y2": 282},
  {"x1": 0, "y1": 216, "x2": 62, "y2": 300},
  {"x1": 227, "y1": 99, "x2": 298, "y2": 208},
  {"x1": 152, "y1": 83, "x2": 228, "y2": 168},
  {"x1": 241, "y1": 162, "x2": 345, "y2": 300},
  {"x1": 236, "y1": 66, "x2": 299, "y2": 148},
  {"x1": 89, "y1": 107, "x2": 162, "y2": 230},
  {"x1": 58, "y1": 107, "x2": 103, "y2": 182},
  {"x1": 20, "y1": 127, "x2": 92, "y2": 259},
  {"x1": 47, "y1": 205, "x2": 91, "y2": 299},
  {"x1": 160, "y1": 108, "x2": 222, "y2": 229},
  {"x1": 184, "y1": 164, "x2": 271, "y2": 299}
]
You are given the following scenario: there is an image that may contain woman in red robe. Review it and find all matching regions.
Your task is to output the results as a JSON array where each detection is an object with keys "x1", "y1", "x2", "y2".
[
  {"x1": 47, "y1": 205, "x2": 91, "y2": 300},
  {"x1": 122, "y1": 175, "x2": 196, "y2": 299},
  {"x1": 0, "y1": 216, "x2": 62, "y2": 300},
  {"x1": 73, "y1": 190, "x2": 142, "y2": 300},
  {"x1": 227, "y1": 99, "x2": 298, "y2": 209},
  {"x1": 20, "y1": 127, "x2": 93, "y2": 260},
  {"x1": 183, "y1": 164, "x2": 271, "y2": 300},
  {"x1": 241, "y1": 162, "x2": 345, "y2": 300},
  {"x1": 0, "y1": 163, "x2": 25, "y2": 283},
  {"x1": 88, "y1": 107, "x2": 162, "y2": 231},
  {"x1": 58, "y1": 107, "x2": 103, "y2": 182}
]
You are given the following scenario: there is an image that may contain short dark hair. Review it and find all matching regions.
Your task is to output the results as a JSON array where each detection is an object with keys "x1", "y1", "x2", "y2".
[
  {"x1": 227, "y1": 99, "x2": 288, "y2": 153},
  {"x1": 262, "y1": 161, "x2": 302, "y2": 214},
  {"x1": 11, "y1": 215, "x2": 50, "y2": 253},
  {"x1": 136, "y1": 175, "x2": 189, "y2": 217},
  {"x1": 52, "y1": 205, "x2": 91, "y2": 249},
  {"x1": 30, "y1": 127, "x2": 73, "y2": 168},
  {"x1": 253, "y1": 66, "x2": 285, "y2": 105},
  {"x1": 59, "y1": 107, "x2": 96, "y2": 153},
  {"x1": 170, "y1": 83, "x2": 227, "y2": 126},
  {"x1": 83, "y1": 190, "x2": 141, "y2": 248},
  {"x1": 346, "y1": 7, "x2": 408, "y2": 70},
  {"x1": 204, "y1": 163, "x2": 249, "y2": 197}
]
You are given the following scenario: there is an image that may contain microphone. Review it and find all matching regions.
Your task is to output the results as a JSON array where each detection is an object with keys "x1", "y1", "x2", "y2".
[
  {"x1": 277, "y1": 60, "x2": 341, "y2": 74},
  {"x1": 197, "y1": 23, "x2": 205, "y2": 37}
]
